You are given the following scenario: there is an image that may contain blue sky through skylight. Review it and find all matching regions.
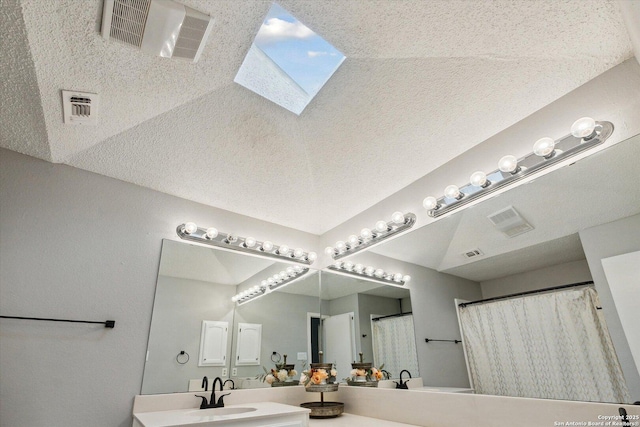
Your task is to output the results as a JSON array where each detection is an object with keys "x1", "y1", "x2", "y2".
[{"x1": 254, "y1": 3, "x2": 345, "y2": 97}]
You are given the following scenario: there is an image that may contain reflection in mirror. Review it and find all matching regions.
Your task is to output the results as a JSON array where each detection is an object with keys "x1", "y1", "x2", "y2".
[
  {"x1": 370, "y1": 136, "x2": 640, "y2": 403},
  {"x1": 317, "y1": 271, "x2": 416, "y2": 381},
  {"x1": 141, "y1": 240, "x2": 318, "y2": 394}
]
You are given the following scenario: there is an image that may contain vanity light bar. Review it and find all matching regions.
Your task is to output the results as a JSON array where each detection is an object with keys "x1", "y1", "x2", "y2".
[
  {"x1": 326, "y1": 212, "x2": 417, "y2": 260},
  {"x1": 176, "y1": 223, "x2": 317, "y2": 265},
  {"x1": 231, "y1": 266, "x2": 310, "y2": 305},
  {"x1": 423, "y1": 118, "x2": 614, "y2": 218},
  {"x1": 327, "y1": 261, "x2": 411, "y2": 287}
]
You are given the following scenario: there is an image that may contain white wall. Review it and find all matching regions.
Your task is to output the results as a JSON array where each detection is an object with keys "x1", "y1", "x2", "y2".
[
  {"x1": 580, "y1": 213, "x2": 640, "y2": 401},
  {"x1": 480, "y1": 259, "x2": 593, "y2": 299},
  {"x1": 0, "y1": 149, "x2": 318, "y2": 427}
]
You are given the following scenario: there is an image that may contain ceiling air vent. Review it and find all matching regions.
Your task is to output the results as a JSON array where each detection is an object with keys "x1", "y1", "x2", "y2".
[
  {"x1": 462, "y1": 248, "x2": 484, "y2": 259},
  {"x1": 101, "y1": 0, "x2": 214, "y2": 63},
  {"x1": 487, "y1": 206, "x2": 534, "y2": 238},
  {"x1": 62, "y1": 90, "x2": 99, "y2": 125}
]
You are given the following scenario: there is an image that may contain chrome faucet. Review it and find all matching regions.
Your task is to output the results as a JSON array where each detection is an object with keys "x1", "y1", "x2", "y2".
[
  {"x1": 195, "y1": 377, "x2": 230, "y2": 409},
  {"x1": 395, "y1": 370, "x2": 412, "y2": 389}
]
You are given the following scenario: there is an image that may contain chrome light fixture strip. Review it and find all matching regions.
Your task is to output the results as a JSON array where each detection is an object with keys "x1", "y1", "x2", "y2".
[
  {"x1": 426, "y1": 120, "x2": 613, "y2": 218},
  {"x1": 176, "y1": 224, "x2": 316, "y2": 265},
  {"x1": 233, "y1": 268, "x2": 310, "y2": 305},
  {"x1": 327, "y1": 263, "x2": 410, "y2": 287},
  {"x1": 330, "y1": 212, "x2": 417, "y2": 260}
]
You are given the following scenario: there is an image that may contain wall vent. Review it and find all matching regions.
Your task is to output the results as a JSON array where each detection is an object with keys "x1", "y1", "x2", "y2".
[
  {"x1": 487, "y1": 206, "x2": 534, "y2": 238},
  {"x1": 462, "y1": 248, "x2": 484, "y2": 259},
  {"x1": 62, "y1": 90, "x2": 99, "y2": 125},
  {"x1": 101, "y1": 0, "x2": 214, "y2": 63}
]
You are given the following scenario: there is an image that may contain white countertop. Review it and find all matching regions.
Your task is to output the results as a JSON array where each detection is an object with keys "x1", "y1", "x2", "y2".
[
  {"x1": 134, "y1": 402, "x2": 309, "y2": 427},
  {"x1": 310, "y1": 414, "x2": 417, "y2": 426}
]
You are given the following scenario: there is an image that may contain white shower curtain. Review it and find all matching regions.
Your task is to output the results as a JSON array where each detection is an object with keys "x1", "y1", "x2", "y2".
[
  {"x1": 458, "y1": 287, "x2": 630, "y2": 402},
  {"x1": 372, "y1": 314, "x2": 419, "y2": 378}
]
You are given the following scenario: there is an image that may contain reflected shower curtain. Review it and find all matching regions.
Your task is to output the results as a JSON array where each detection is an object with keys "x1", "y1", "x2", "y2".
[
  {"x1": 458, "y1": 287, "x2": 630, "y2": 402},
  {"x1": 372, "y1": 315, "x2": 419, "y2": 378}
]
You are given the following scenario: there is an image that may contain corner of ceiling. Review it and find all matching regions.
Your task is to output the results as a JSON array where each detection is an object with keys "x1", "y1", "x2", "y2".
[
  {"x1": 0, "y1": 0, "x2": 52, "y2": 163},
  {"x1": 617, "y1": 0, "x2": 640, "y2": 66}
]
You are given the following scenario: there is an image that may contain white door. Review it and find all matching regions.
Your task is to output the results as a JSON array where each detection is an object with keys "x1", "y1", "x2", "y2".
[
  {"x1": 198, "y1": 320, "x2": 228, "y2": 367},
  {"x1": 323, "y1": 312, "x2": 356, "y2": 376}
]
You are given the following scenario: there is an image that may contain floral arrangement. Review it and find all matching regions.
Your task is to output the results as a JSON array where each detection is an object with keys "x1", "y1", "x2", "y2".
[
  {"x1": 259, "y1": 366, "x2": 297, "y2": 384},
  {"x1": 300, "y1": 364, "x2": 337, "y2": 387},
  {"x1": 350, "y1": 365, "x2": 388, "y2": 382}
]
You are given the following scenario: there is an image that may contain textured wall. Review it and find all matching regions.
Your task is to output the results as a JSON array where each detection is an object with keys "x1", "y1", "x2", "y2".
[
  {"x1": 0, "y1": 148, "x2": 317, "y2": 427},
  {"x1": 580, "y1": 213, "x2": 640, "y2": 401}
]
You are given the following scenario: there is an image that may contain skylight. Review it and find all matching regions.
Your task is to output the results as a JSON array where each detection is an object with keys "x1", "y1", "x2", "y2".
[{"x1": 234, "y1": 3, "x2": 346, "y2": 115}]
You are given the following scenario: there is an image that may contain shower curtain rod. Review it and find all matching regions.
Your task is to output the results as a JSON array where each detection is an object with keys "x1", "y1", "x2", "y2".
[
  {"x1": 372, "y1": 312, "x2": 412, "y2": 321},
  {"x1": 458, "y1": 281, "x2": 595, "y2": 308}
]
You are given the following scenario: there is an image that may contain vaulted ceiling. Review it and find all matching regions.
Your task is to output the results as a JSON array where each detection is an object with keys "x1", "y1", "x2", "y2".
[{"x1": 0, "y1": 0, "x2": 634, "y2": 234}]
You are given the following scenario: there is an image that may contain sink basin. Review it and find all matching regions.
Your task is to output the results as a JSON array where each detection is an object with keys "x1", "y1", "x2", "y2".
[{"x1": 187, "y1": 407, "x2": 257, "y2": 417}]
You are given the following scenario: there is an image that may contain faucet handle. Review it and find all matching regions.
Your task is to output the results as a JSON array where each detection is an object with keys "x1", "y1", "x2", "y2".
[
  {"x1": 195, "y1": 395, "x2": 209, "y2": 409},
  {"x1": 216, "y1": 393, "x2": 230, "y2": 406}
]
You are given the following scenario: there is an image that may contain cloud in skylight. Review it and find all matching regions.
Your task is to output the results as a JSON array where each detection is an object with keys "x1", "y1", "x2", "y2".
[{"x1": 255, "y1": 17, "x2": 314, "y2": 45}]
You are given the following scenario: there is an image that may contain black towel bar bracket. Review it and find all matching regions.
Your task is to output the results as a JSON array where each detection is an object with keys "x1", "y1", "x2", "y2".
[
  {"x1": 0, "y1": 315, "x2": 115, "y2": 328},
  {"x1": 425, "y1": 338, "x2": 460, "y2": 344}
]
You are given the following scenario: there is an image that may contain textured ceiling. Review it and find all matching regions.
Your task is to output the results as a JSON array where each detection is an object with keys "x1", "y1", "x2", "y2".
[
  {"x1": 371, "y1": 137, "x2": 640, "y2": 282},
  {"x1": 0, "y1": 0, "x2": 634, "y2": 234}
]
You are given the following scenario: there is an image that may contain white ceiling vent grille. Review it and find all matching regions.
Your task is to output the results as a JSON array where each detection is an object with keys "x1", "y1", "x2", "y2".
[
  {"x1": 462, "y1": 248, "x2": 484, "y2": 259},
  {"x1": 487, "y1": 206, "x2": 534, "y2": 238},
  {"x1": 101, "y1": 0, "x2": 214, "y2": 63},
  {"x1": 107, "y1": 0, "x2": 151, "y2": 48},
  {"x1": 62, "y1": 90, "x2": 99, "y2": 125}
]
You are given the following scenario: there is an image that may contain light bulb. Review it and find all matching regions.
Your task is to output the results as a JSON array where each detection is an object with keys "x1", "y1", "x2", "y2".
[
  {"x1": 469, "y1": 171, "x2": 488, "y2": 188},
  {"x1": 325, "y1": 246, "x2": 335, "y2": 256},
  {"x1": 374, "y1": 269, "x2": 384, "y2": 278},
  {"x1": 293, "y1": 248, "x2": 304, "y2": 258},
  {"x1": 244, "y1": 236, "x2": 256, "y2": 248},
  {"x1": 251, "y1": 285, "x2": 260, "y2": 292},
  {"x1": 204, "y1": 227, "x2": 218, "y2": 239},
  {"x1": 533, "y1": 137, "x2": 555, "y2": 158},
  {"x1": 279, "y1": 271, "x2": 287, "y2": 280},
  {"x1": 422, "y1": 196, "x2": 439, "y2": 210},
  {"x1": 375, "y1": 221, "x2": 388, "y2": 233},
  {"x1": 360, "y1": 228, "x2": 373, "y2": 240},
  {"x1": 293, "y1": 265, "x2": 303, "y2": 273},
  {"x1": 335, "y1": 241, "x2": 346, "y2": 252},
  {"x1": 231, "y1": 296, "x2": 238, "y2": 302},
  {"x1": 402, "y1": 275, "x2": 411, "y2": 282},
  {"x1": 444, "y1": 185, "x2": 462, "y2": 200},
  {"x1": 498, "y1": 155, "x2": 519, "y2": 174},
  {"x1": 333, "y1": 261, "x2": 343, "y2": 269},
  {"x1": 286, "y1": 267, "x2": 295, "y2": 276},
  {"x1": 262, "y1": 241, "x2": 274, "y2": 252},
  {"x1": 365, "y1": 266, "x2": 375, "y2": 276},
  {"x1": 347, "y1": 235, "x2": 360, "y2": 247},
  {"x1": 571, "y1": 117, "x2": 596, "y2": 139},
  {"x1": 307, "y1": 252, "x2": 317, "y2": 262},
  {"x1": 272, "y1": 274, "x2": 280, "y2": 282},
  {"x1": 343, "y1": 261, "x2": 354, "y2": 271},
  {"x1": 391, "y1": 211, "x2": 405, "y2": 225},
  {"x1": 278, "y1": 244, "x2": 290, "y2": 256},
  {"x1": 267, "y1": 278, "x2": 275, "y2": 285},
  {"x1": 261, "y1": 280, "x2": 268, "y2": 287},
  {"x1": 394, "y1": 273, "x2": 403, "y2": 282},
  {"x1": 184, "y1": 222, "x2": 198, "y2": 234},
  {"x1": 354, "y1": 263, "x2": 364, "y2": 273}
]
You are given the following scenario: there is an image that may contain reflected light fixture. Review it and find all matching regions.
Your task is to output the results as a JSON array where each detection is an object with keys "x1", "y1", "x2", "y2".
[
  {"x1": 423, "y1": 118, "x2": 613, "y2": 218},
  {"x1": 231, "y1": 266, "x2": 310, "y2": 305},
  {"x1": 328, "y1": 261, "x2": 410, "y2": 287},
  {"x1": 326, "y1": 212, "x2": 416, "y2": 260},
  {"x1": 177, "y1": 223, "x2": 317, "y2": 265}
]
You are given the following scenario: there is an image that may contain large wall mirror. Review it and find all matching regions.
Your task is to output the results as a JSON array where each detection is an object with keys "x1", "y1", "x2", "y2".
[
  {"x1": 368, "y1": 135, "x2": 640, "y2": 404},
  {"x1": 141, "y1": 240, "x2": 417, "y2": 394}
]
